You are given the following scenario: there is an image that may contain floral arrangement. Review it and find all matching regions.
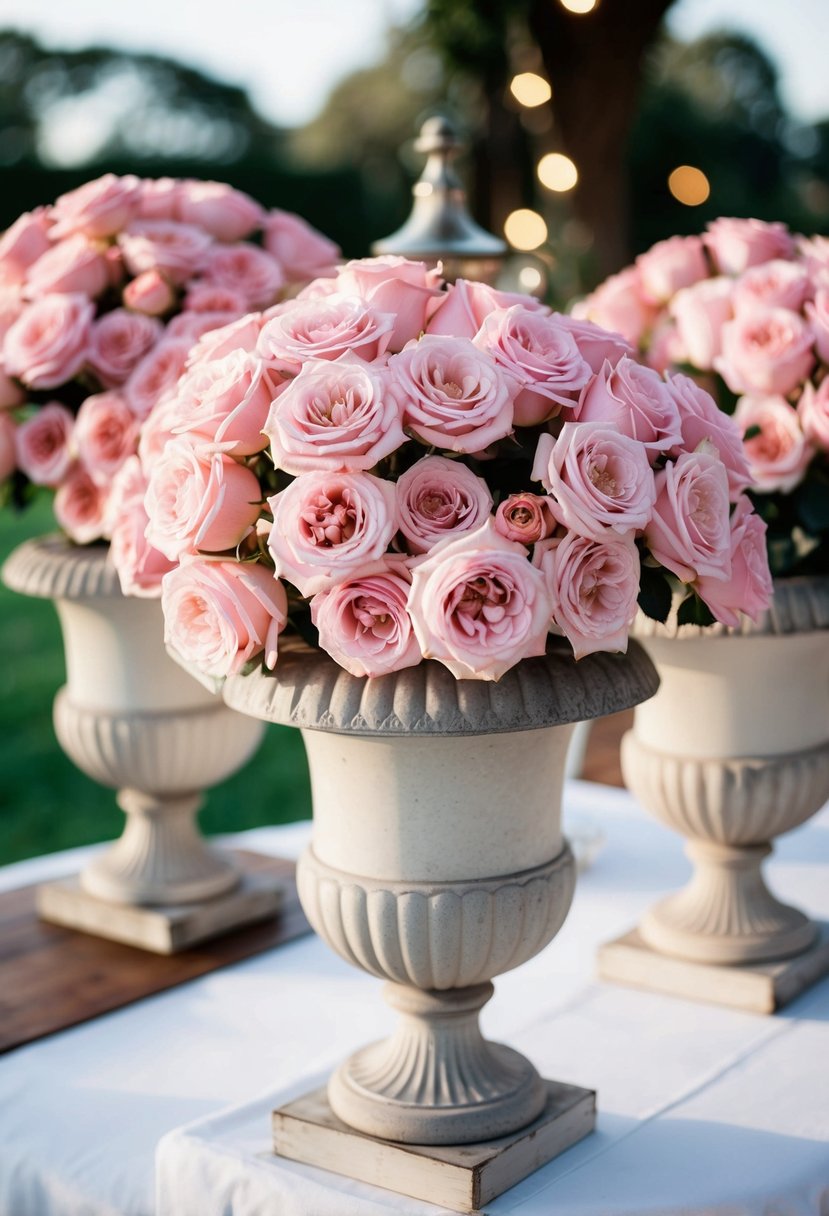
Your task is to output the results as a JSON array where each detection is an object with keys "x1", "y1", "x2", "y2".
[
  {"x1": 134, "y1": 256, "x2": 773, "y2": 683},
  {"x1": 576, "y1": 216, "x2": 829, "y2": 582},
  {"x1": 0, "y1": 172, "x2": 340, "y2": 576}
]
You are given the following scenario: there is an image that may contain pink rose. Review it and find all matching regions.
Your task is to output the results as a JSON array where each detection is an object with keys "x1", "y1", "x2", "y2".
[
  {"x1": 186, "y1": 313, "x2": 263, "y2": 365},
  {"x1": 645, "y1": 451, "x2": 732, "y2": 583},
  {"x1": 0, "y1": 412, "x2": 16, "y2": 480},
  {"x1": 798, "y1": 236, "x2": 829, "y2": 287},
  {"x1": 74, "y1": 392, "x2": 138, "y2": 485},
  {"x1": 636, "y1": 235, "x2": 709, "y2": 304},
  {"x1": 576, "y1": 356, "x2": 683, "y2": 458},
  {"x1": 474, "y1": 306, "x2": 592, "y2": 426},
  {"x1": 125, "y1": 338, "x2": 191, "y2": 421},
  {"x1": 532, "y1": 423, "x2": 656, "y2": 540},
  {"x1": 0, "y1": 285, "x2": 24, "y2": 345},
  {"x1": 407, "y1": 521, "x2": 553, "y2": 681},
  {"x1": 176, "y1": 180, "x2": 265, "y2": 241},
  {"x1": 704, "y1": 218, "x2": 794, "y2": 276},
  {"x1": 145, "y1": 438, "x2": 262, "y2": 559},
  {"x1": 539, "y1": 530, "x2": 640, "y2": 659},
  {"x1": 665, "y1": 372, "x2": 752, "y2": 499},
  {"x1": 0, "y1": 209, "x2": 52, "y2": 284},
  {"x1": 311, "y1": 559, "x2": 422, "y2": 677},
  {"x1": 669, "y1": 277, "x2": 733, "y2": 371},
  {"x1": 715, "y1": 307, "x2": 815, "y2": 397},
  {"x1": 265, "y1": 356, "x2": 406, "y2": 474},
  {"x1": 0, "y1": 369, "x2": 23, "y2": 409},
  {"x1": 696, "y1": 495, "x2": 773, "y2": 628},
  {"x1": 137, "y1": 391, "x2": 182, "y2": 468},
  {"x1": 106, "y1": 458, "x2": 176, "y2": 597},
  {"x1": 23, "y1": 234, "x2": 110, "y2": 300},
  {"x1": 171, "y1": 351, "x2": 275, "y2": 455},
  {"x1": 200, "y1": 243, "x2": 284, "y2": 310},
  {"x1": 574, "y1": 266, "x2": 658, "y2": 346},
  {"x1": 798, "y1": 380, "x2": 829, "y2": 451},
  {"x1": 183, "y1": 283, "x2": 249, "y2": 314},
  {"x1": 494, "y1": 492, "x2": 555, "y2": 545},
  {"x1": 14, "y1": 402, "x2": 74, "y2": 485},
  {"x1": 395, "y1": 455, "x2": 493, "y2": 554},
  {"x1": 54, "y1": 464, "x2": 108, "y2": 543},
  {"x1": 257, "y1": 294, "x2": 395, "y2": 371},
  {"x1": 118, "y1": 220, "x2": 213, "y2": 284},
  {"x1": 734, "y1": 394, "x2": 813, "y2": 492},
  {"x1": 162, "y1": 558, "x2": 288, "y2": 678},
  {"x1": 3, "y1": 293, "x2": 93, "y2": 388},
  {"x1": 51, "y1": 174, "x2": 141, "y2": 239},
  {"x1": 645, "y1": 319, "x2": 686, "y2": 375},
  {"x1": 554, "y1": 314, "x2": 633, "y2": 373},
  {"x1": 123, "y1": 269, "x2": 176, "y2": 316},
  {"x1": 165, "y1": 310, "x2": 240, "y2": 346},
  {"x1": 135, "y1": 178, "x2": 182, "y2": 221},
  {"x1": 333, "y1": 256, "x2": 443, "y2": 351},
  {"x1": 263, "y1": 209, "x2": 341, "y2": 280},
  {"x1": 804, "y1": 289, "x2": 829, "y2": 364},
  {"x1": 426, "y1": 278, "x2": 548, "y2": 340},
  {"x1": 87, "y1": 309, "x2": 162, "y2": 387},
  {"x1": 267, "y1": 470, "x2": 396, "y2": 596},
  {"x1": 390, "y1": 334, "x2": 516, "y2": 452},
  {"x1": 732, "y1": 259, "x2": 811, "y2": 316}
]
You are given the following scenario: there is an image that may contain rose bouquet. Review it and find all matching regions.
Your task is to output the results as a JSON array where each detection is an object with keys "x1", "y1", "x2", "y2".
[
  {"x1": 134, "y1": 255, "x2": 773, "y2": 683},
  {"x1": 576, "y1": 217, "x2": 829, "y2": 586},
  {"x1": 0, "y1": 172, "x2": 340, "y2": 590}
]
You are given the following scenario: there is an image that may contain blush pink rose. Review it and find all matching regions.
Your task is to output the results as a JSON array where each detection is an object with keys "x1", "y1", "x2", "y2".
[
  {"x1": 267, "y1": 470, "x2": 396, "y2": 596},
  {"x1": 798, "y1": 236, "x2": 829, "y2": 287},
  {"x1": 574, "y1": 265, "x2": 658, "y2": 346},
  {"x1": 494, "y1": 492, "x2": 555, "y2": 545},
  {"x1": 118, "y1": 220, "x2": 213, "y2": 284},
  {"x1": 165, "y1": 310, "x2": 240, "y2": 347},
  {"x1": 0, "y1": 411, "x2": 15, "y2": 480},
  {"x1": 645, "y1": 318, "x2": 687, "y2": 375},
  {"x1": 426, "y1": 278, "x2": 548, "y2": 340},
  {"x1": 137, "y1": 391, "x2": 182, "y2": 468},
  {"x1": 145, "y1": 438, "x2": 262, "y2": 559},
  {"x1": 539, "y1": 530, "x2": 640, "y2": 659},
  {"x1": 263, "y1": 209, "x2": 341, "y2": 280},
  {"x1": 186, "y1": 313, "x2": 263, "y2": 365},
  {"x1": 162, "y1": 558, "x2": 288, "y2": 677},
  {"x1": 532, "y1": 423, "x2": 656, "y2": 540},
  {"x1": 14, "y1": 402, "x2": 74, "y2": 485},
  {"x1": 183, "y1": 283, "x2": 249, "y2": 314},
  {"x1": 87, "y1": 309, "x2": 162, "y2": 387},
  {"x1": 474, "y1": 306, "x2": 592, "y2": 426},
  {"x1": 106, "y1": 458, "x2": 176, "y2": 597},
  {"x1": 3, "y1": 293, "x2": 93, "y2": 388},
  {"x1": 576, "y1": 356, "x2": 683, "y2": 458},
  {"x1": 171, "y1": 351, "x2": 275, "y2": 455},
  {"x1": 74, "y1": 392, "x2": 138, "y2": 485},
  {"x1": 135, "y1": 178, "x2": 182, "y2": 221},
  {"x1": 125, "y1": 339, "x2": 191, "y2": 421},
  {"x1": 804, "y1": 289, "x2": 829, "y2": 364},
  {"x1": 636, "y1": 235, "x2": 709, "y2": 305},
  {"x1": 669, "y1": 277, "x2": 734, "y2": 371},
  {"x1": 395, "y1": 455, "x2": 493, "y2": 554},
  {"x1": 176, "y1": 180, "x2": 265, "y2": 241},
  {"x1": 732, "y1": 259, "x2": 811, "y2": 316},
  {"x1": 390, "y1": 334, "x2": 516, "y2": 452},
  {"x1": 0, "y1": 209, "x2": 52, "y2": 284},
  {"x1": 257, "y1": 294, "x2": 395, "y2": 371},
  {"x1": 705, "y1": 218, "x2": 794, "y2": 276},
  {"x1": 333, "y1": 256, "x2": 443, "y2": 351},
  {"x1": 715, "y1": 307, "x2": 815, "y2": 397},
  {"x1": 23, "y1": 235, "x2": 110, "y2": 300},
  {"x1": 734, "y1": 394, "x2": 813, "y2": 492},
  {"x1": 54, "y1": 464, "x2": 108, "y2": 543},
  {"x1": 0, "y1": 369, "x2": 23, "y2": 409},
  {"x1": 407, "y1": 521, "x2": 553, "y2": 681},
  {"x1": 200, "y1": 243, "x2": 284, "y2": 310},
  {"x1": 0, "y1": 285, "x2": 24, "y2": 344},
  {"x1": 645, "y1": 451, "x2": 732, "y2": 583},
  {"x1": 123, "y1": 269, "x2": 176, "y2": 316},
  {"x1": 51, "y1": 174, "x2": 141, "y2": 239},
  {"x1": 798, "y1": 380, "x2": 829, "y2": 451},
  {"x1": 311, "y1": 559, "x2": 423, "y2": 677},
  {"x1": 665, "y1": 372, "x2": 752, "y2": 499},
  {"x1": 696, "y1": 495, "x2": 773, "y2": 628},
  {"x1": 554, "y1": 314, "x2": 633, "y2": 373},
  {"x1": 265, "y1": 356, "x2": 406, "y2": 474}
]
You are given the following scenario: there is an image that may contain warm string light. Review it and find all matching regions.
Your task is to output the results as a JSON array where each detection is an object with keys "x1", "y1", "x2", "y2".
[
  {"x1": 668, "y1": 165, "x2": 711, "y2": 206},
  {"x1": 509, "y1": 72, "x2": 552, "y2": 108},
  {"x1": 559, "y1": 0, "x2": 599, "y2": 12},
  {"x1": 537, "y1": 152, "x2": 578, "y2": 192},
  {"x1": 504, "y1": 210, "x2": 548, "y2": 251}
]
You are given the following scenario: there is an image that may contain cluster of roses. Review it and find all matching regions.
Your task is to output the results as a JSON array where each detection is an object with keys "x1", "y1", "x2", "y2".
[
  {"x1": 577, "y1": 216, "x2": 829, "y2": 575},
  {"x1": 135, "y1": 255, "x2": 773, "y2": 684},
  {"x1": 0, "y1": 172, "x2": 339, "y2": 551}
]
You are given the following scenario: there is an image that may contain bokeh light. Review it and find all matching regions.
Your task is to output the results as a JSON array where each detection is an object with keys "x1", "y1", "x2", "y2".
[
  {"x1": 509, "y1": 73, "x2": 552, "y2": 108},
  {"x1": 559, "y1": 0, "x2": 599, "y2": 13},
  {"x1": 519, "y1": 265, "x2": 544, "y2": 292},
  {"x1": 667, "y1": 165, "x2": 711, "y2": 206},
  {"x1": 504, "y1": 209, "x2": 548, "y2": 251},
  {"x1": 538, "y1": 152, "x2": 579, "y2": 192}
]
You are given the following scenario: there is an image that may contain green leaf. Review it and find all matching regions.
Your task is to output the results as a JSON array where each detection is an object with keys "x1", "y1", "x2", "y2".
[
  {"x1": 637, "y1": 566, "x2": 673, "y2": 623},
  {"x1": 676, "y1": 593, "x2": 716, "y2": 628}
]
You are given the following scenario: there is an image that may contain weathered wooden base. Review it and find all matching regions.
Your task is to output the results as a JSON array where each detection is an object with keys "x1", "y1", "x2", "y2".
[
  {"x1": 597, "y1": 923, "x2": 829, "y2": 1014},
  {"x1": 36, "y1": 858, "x2": 283, "y2": 954},
  {"x1": 272, "y1": 1079, "x2": 596, "y2": 1213}
]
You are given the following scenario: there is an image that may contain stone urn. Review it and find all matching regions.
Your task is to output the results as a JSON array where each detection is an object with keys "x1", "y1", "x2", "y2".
[
  {"x1": 3, "y1": 535, "x2": 265, "y2": 907},
  {"x1": 224, "y1": 638, "x2": 657, "y2": 1146},
  {"x1": 622, "y1": 577, "x2": 829, "y2": 965}
]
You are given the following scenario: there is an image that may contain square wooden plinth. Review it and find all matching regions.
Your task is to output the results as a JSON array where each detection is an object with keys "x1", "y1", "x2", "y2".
[
  {"x1": 597, "y1": 924, "x2": 829, "y2": 1014},
  {"x1": 36, "y1": 860, "x2": 284, "y2": 955},
  {"x1": 272, "y1": 1081, "x2": 596, "y2": 1213}
]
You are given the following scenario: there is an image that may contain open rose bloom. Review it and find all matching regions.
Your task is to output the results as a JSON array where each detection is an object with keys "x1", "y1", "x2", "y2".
[
  {"x1": 0, "y1": 173, "x2": 340, "y2": 596},
  {"x1": 578, "y1": 218, "x2": 829, "y2": 581},
  {"x1": 141, "y1": 254, "x2": 772, "y2": 683}
]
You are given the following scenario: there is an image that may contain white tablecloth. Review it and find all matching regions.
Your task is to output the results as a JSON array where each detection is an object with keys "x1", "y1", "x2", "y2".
[{"x1": 2, "y1": 782, "x2": 828, "y2": 1216}]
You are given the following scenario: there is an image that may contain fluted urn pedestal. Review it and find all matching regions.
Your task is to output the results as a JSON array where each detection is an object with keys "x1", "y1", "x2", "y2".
[
  {"x1": 224, "y1": 639, "x2": 658, "y2": 1208},
  {"x1": 3, "y1": 536, "x2": 281, "y2": 953},
  {"x1": 598, "y1": 578, "x2": 829, "y2": 1013}
]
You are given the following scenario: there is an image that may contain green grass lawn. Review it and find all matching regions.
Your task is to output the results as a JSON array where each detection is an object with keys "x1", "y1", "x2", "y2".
[{"x1": 0, "y1": 500, "x2": 312, "y2": 866}]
